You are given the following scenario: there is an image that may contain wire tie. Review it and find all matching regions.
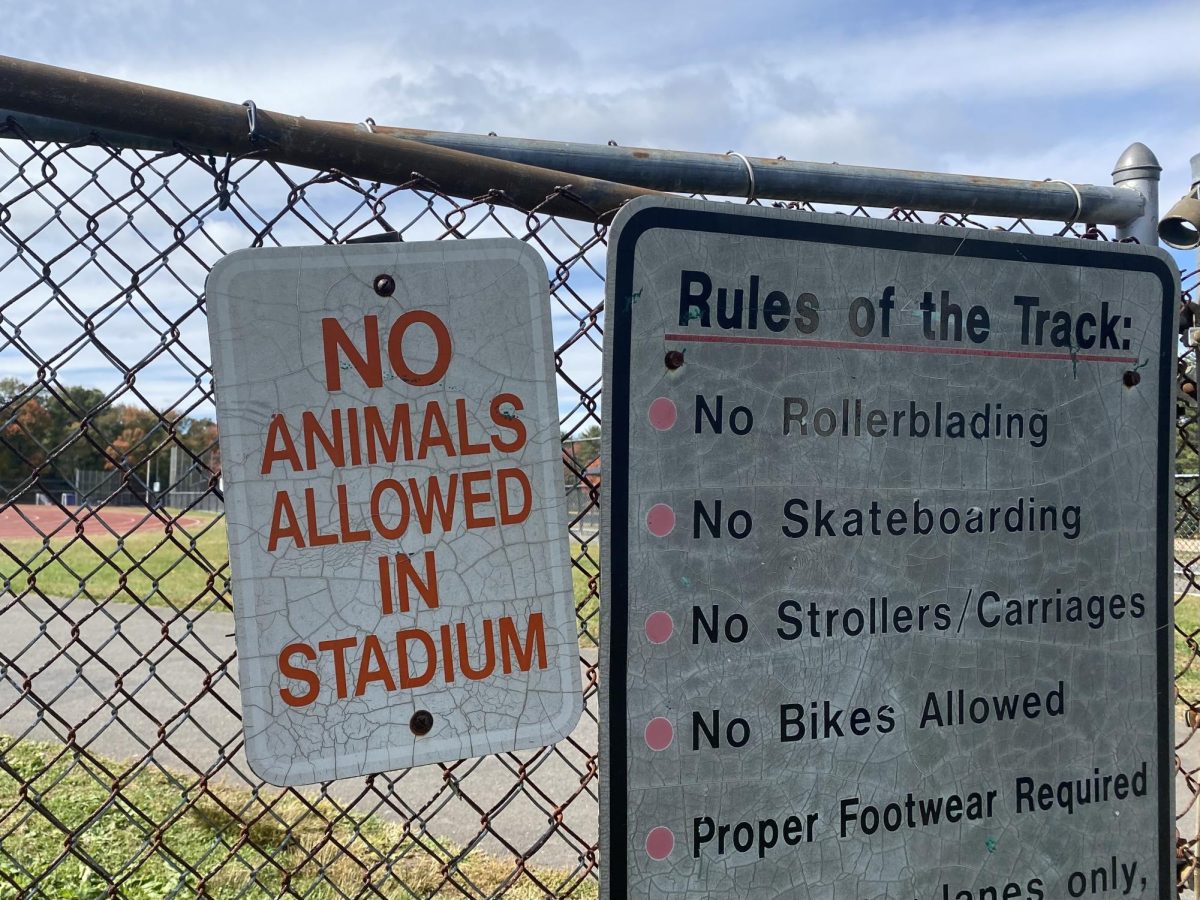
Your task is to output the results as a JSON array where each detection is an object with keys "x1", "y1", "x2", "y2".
[
  {"x1": 726, "y1": 151, "x2": 757, "y2": 204},
  {"x1": 1043, "y1": 178, "x2": 1082, "y2": 228},
  {"x1": 241, "y1": 100, "x2": 259, "y2": 142}
]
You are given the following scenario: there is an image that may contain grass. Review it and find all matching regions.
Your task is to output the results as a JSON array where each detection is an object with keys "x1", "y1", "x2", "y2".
[
  {"x1": 0, "y1": 512, "x2": 603, "y2": 645},
  {"x1": 1178, "y1": 591, "x2": 1200, "y2": 710},
  {"x1": 1178, "y1": 539, "x2": 1200, "y2": 712},
  {"x1": 0, "y1": 736, "x2": 596, "y2": 900},
  {"x1": 0, "y1": 512, "x2": 232, "y2": 612},
  {"x1": 570, "y1": 538, "x2": 600, "y2": 648}
]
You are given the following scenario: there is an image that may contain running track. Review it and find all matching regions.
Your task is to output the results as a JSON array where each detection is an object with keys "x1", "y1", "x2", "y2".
[{"x1": 0, "y1": 504, "x2": 205, "y2": 540}]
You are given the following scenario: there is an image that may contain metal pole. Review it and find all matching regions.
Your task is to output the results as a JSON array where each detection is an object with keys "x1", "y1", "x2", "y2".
[
  {"x1": 168, "y1": 443, "x2": 178, "y2": 513},
  {"x1": 368, "y1": 125, "x2": 1146, "y2": 227},
  {"x1": 3, "y1": 103, "x2": 1146, "y2": 228},
  {"x1": 0, "y1": 56, "x2": 656, "y2": 223},
  {"x1": 1194, "y1": 154, "x2": 1200, "y2": 274},
  {"x1": 1158, "y1": 153, "x2": 1200, "y2": 251},
  {"x1": 1112, "y1": 142, "x2": 1161, "y2": 245},
  {"x1": 0, "y1": 54, "x2": 1154, "y2": 230},
  {"x1": 0, "y1": 109, "x2": 177, "y2": 152}
]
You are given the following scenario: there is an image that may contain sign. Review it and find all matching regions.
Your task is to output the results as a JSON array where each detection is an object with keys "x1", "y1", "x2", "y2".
[
  {"x1": 207, "y1": 239, "x2": 581, "y2": 786},
  {"x1": 601, "y1": 198, "x2": 1176, "y2": 899}
]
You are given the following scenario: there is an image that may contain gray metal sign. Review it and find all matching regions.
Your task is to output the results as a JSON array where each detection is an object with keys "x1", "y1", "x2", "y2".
[
  {"x1": 207, "y1": 239, "x2": 581, "y2": 785},
  {"x1": 601, "y1": 198, "x2": 1176, "y2": 899}
]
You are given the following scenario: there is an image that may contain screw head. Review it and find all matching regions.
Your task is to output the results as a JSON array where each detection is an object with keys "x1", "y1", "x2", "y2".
[
  {"x1": 410, "y1": 709, "x2": 434, "y2": 736},
  {"x1": 664, "y1": 350, "x2": 685, "y2": 370},
  {"x1": 1123, "y1": 370, "x2": 1141, "y2": 388},
  {"x1": 374, "y1": 274, "x2": 396, "y2": 297}
]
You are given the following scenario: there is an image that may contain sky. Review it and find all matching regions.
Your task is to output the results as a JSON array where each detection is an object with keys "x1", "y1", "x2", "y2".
[
  {"x1": 6, "y1": 0, "x2": 1196, "y2": 186},
  {"x1": 1, "y1": 0, "x2": 1198, "y2": 420}
]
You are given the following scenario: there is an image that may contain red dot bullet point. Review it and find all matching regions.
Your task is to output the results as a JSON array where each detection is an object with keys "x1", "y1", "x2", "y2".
[
  {"x1": 644, "y1": 717, "x2": 674, "y2": 751},
  {"x1": 646, "y1": 503, "x2": 675, "y2": 537},
  {"x1": 648, "y1": 397, "x2": 678, "y2": 431},
  {"x1": 645, "y1": 826, "x2": 674, "y2": 861},
  {"x1": 644, "y1": 612, "x2": 674, "y2": 644}
]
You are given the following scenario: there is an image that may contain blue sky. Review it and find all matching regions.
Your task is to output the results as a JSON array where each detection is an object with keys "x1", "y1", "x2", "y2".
[
  {"x1": 2, "y1": 0, "x2": 1198, "y2": 417},
  {"x1": 7, "y1": 0, "x2": 1195, "y2": 186}
]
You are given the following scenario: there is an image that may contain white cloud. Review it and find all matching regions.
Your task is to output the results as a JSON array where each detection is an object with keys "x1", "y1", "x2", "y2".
[
  {"x1": 8, "y1": 0, "x2": 1194, "y2": 181},
  {"x1": 2, "y1": 0, "x2": 1197, "y2": 422},
  {"x1": 784, "y1": 2, "x2": 1199, "y2": 105}
]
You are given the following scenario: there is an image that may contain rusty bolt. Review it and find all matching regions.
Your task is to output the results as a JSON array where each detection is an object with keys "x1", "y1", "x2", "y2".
[
  {"x1": 373, "y1": 274, "x2": 396, "y2": 297},
  {"x1": 664, "y1": 350, "x2": 685, "y2": 370},
  {"x1": 1123, "y1": 370, "x2": 1141, "y2": 388},
  {"x1": 410, "y1": 709, "x2": 434, "y2": 736}
]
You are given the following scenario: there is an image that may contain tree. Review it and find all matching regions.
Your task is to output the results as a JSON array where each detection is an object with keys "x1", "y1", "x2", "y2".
[
  {"x1": 97, "y1": 404, "x2": 161, "y2": 470},
  {"x1": 36, "y1": 383, "x2": 106, "y2": 479},
  {"x1": 2, "y1": 393, "x2": 51, "y2": 475},
  {"x1": 0, "y1": 379, "x2": 222, "y2": 493},
  {"x1": 564, "y1": 423, "x2": 600, "y2": 466},
  {"x1": 180, "y1": 417, "x2": 220, "y2": 473}
]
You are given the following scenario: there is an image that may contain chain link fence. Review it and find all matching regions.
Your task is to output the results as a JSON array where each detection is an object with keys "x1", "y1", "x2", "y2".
[
  {"x1": 1173, "y1": 266, "x2": 1200, "y2": 893},
  {"x1": 0, "y1": 115, "x2": 1194, "y2": 897}
]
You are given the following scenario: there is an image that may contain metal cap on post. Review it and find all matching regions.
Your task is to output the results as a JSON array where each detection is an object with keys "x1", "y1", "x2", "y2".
[
  {"x1": 1112, "y1": 142, "x2": 1162, "y2": 245},
  {"x1": 1158, "y1": 152, "x2": 1200, "y2": 250}
]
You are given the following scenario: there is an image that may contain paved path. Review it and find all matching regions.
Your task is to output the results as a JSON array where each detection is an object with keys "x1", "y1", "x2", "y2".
[
  {"x1": 7, "y1": 594, "x2": 1200, "y2": 879},
  {"x1": 0, "y1": 596, "x2": 598, "y2": 870}
]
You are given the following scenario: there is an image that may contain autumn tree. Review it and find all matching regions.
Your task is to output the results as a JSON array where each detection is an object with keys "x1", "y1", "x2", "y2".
[{"x1": 0, "y1": 379, "x2": 220, "y2": 492}]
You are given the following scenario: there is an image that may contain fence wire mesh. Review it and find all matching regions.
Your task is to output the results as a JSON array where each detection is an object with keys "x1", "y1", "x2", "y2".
[{"x1": 0, "y1": 118, "x2": 1192, "y2": 898}]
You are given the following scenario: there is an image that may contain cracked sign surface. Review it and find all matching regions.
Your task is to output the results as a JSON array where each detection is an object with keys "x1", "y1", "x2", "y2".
[
  {"x1": 601, "y1": 198, "x2": 1176, "y2": 899},
  {"x1": 207, "y1": 239, "x2": 581, "y2": 785}
]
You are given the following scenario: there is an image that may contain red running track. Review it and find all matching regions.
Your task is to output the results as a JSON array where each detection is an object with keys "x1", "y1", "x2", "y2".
[{"x1": 0, "y1": 504, "x2": 205, "y2": 540}]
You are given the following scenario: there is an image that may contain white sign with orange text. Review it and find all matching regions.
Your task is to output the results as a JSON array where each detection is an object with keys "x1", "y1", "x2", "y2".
[{"x1": 207, "y1": 239, "x2": 581, "y2": 785}]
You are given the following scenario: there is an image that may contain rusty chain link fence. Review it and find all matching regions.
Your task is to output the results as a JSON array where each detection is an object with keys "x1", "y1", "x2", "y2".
[
  {"x1": 0, "y1": 113, "x2": 1196, "y2": 898},
  {"x1": 1173, "y1": 264, "x2": 1200, "y2": 894}
]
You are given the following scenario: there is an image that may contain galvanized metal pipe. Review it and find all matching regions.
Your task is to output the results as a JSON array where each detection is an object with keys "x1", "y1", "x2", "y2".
[
  {"x1": 367, "y1": 125, "x2": 1146, "y2": 226},
  {"x1": 0, "y1": 56, "x2": 657, "y2": 223},
  {"x1": 0, "y1": 109, "x2": 178, "y2": 153},
  {"x1": 0, "y1": 55, "x2": 1150, "y2": 228},
  {"x1": 1157, "y1": 152, "x2": 1200, "y2": 251},
  {"x1": 1111, "y1": 142, "x2": 1162, "y2": 245}
]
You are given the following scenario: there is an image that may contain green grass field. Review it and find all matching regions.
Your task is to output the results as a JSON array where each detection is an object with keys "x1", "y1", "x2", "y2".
[
  {"x1": 0, "y1": 736, "x2": 595, "y2": 900},
  {"x1": 0, "y1": 512, "x2": 232, "y2": 611},
  {"x1": 1177, "y1": 592, "x2": 1200, "y2": 708},
  {"x1": 0, "y1": 515, "x2": 602, "y2": 645},
  {"x1": 571, "y1": 538, "x2": 600, "y2": 646}
]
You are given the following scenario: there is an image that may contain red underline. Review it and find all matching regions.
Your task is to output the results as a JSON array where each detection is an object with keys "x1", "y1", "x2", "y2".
[{"x1": 662, "y1": 332, "x2": 1138, "y2": 364}]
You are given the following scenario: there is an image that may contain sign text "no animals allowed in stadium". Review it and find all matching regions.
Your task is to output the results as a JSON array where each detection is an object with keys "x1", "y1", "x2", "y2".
[{"x1": 208, "y1": 240, "x2": 581, "y2": 786}]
